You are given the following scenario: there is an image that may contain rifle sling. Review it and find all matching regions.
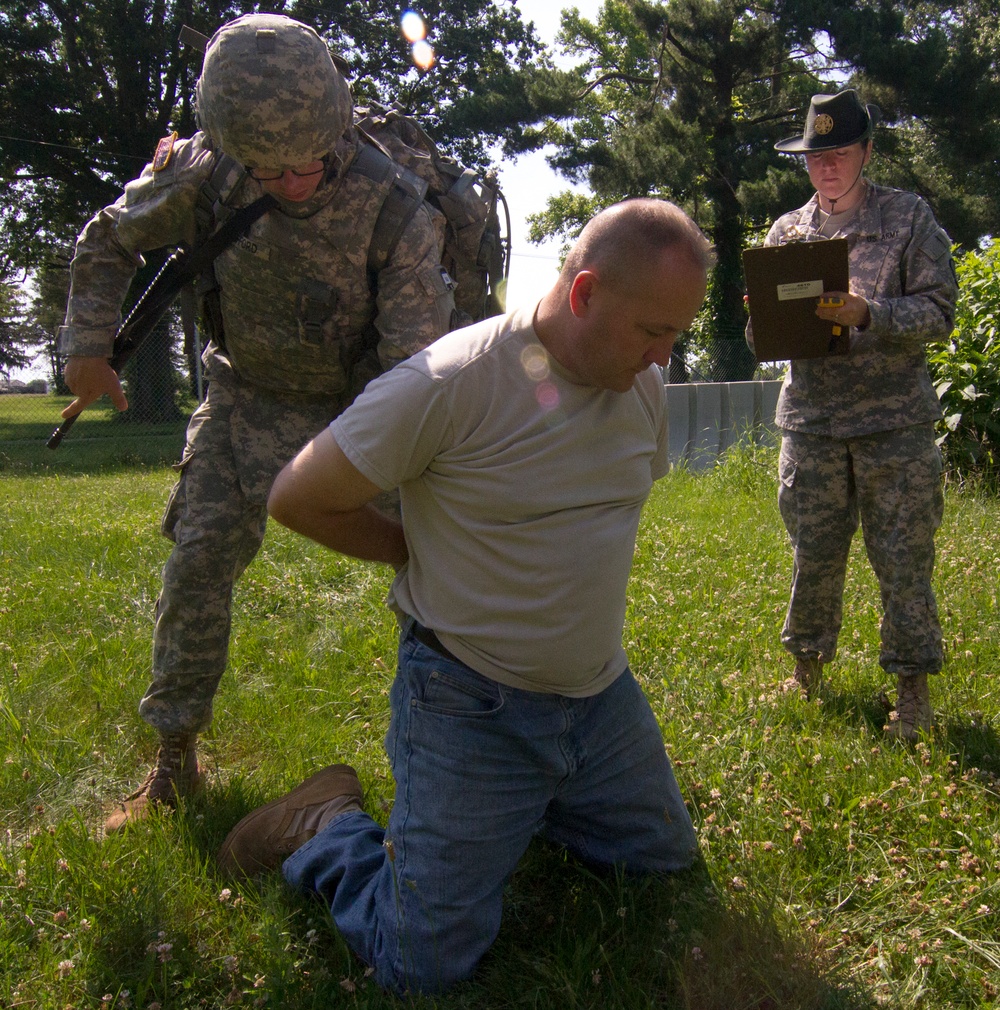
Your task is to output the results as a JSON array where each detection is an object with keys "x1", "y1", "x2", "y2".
[
  {"x1": 48, "y1": 191, "x2": 275, "y2": 449},
  {"x1": 185, "y1": 192, "x2": 277, "y2": 278},
  {"x1": 110, "y1": 193, "x2": 277, "y2": 369}
]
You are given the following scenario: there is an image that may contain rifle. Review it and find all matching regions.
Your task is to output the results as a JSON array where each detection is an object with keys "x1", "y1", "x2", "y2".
[{"x1": 48, "y1": 193, "x2": 275, "y2": 449}]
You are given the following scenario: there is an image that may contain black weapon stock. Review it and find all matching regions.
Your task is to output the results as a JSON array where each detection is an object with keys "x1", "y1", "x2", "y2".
[{"x1": 47, "y1": 194, "x2": 275, "y2": 450}]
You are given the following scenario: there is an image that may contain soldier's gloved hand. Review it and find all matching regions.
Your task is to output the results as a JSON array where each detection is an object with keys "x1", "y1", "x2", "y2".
[{"x1": 62, "y1": 355, "x2": 129, "y2": 418}]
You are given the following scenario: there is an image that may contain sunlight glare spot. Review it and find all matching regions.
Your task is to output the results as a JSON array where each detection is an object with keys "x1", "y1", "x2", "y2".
[
  {"x1": 401, "y1": 10, "x2": 426, "y2": 42},
  {"x1": 520, "y1": 344, "x2": 550, "y2": 382},
  {"x1": 411, "y1": 39, "x2": 435, "y2": 70}
]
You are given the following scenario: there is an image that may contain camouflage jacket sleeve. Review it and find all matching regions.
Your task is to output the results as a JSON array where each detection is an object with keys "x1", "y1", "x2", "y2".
[
  {"x1": 855, "y1": 188, "x2": 956, "y2": 347},
  {"x1": 58, "y1": 134, "x2": 215, "y2": 358},
  {"x1": 372, "y1": 202, "x2": 455, "y2": 369}
]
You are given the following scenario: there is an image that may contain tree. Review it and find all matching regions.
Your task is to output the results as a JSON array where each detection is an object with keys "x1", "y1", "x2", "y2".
[
  {"x1": 31, "y1": 260, "x2": 73, "y2": 393},
  {"x1": 512, "y1": 0, "x2": 831, "y2": 380},
  {"x1": 0, "y1": 1, "x2": 543, "y2": 415},
  {"x1": 516, "y1": 0, "x2": 1000, "y2": 380},
  {"x1": 0, "y1": 1, "x2": 542, "y2": 271},
  {"x1": 0, "y1": 278, "x2": 33, "y2": 377},
  {"x1": 793, "y1": 0, "x2": 1000, "y2": 250}
]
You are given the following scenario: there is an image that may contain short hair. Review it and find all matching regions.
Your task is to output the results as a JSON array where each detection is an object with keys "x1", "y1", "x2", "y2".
[{"x1": 561, "y1": 198, "x2": 715, "y2": 289}]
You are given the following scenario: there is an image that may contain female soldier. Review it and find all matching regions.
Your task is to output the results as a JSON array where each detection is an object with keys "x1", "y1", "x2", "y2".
[{"x1": 751, "y1": 89, "x2": 957, "y2": 741}]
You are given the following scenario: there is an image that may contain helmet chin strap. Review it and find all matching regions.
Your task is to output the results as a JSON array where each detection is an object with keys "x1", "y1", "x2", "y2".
[
  {"x1": 826, "y1": 168, "x2": 865, "y2": 212},
  {"x1": 321, "y1": 142, "x2": 351, "y2": 188},
  {"x1": 320, "y1": 154, "x2": 335, "y2": 187}
]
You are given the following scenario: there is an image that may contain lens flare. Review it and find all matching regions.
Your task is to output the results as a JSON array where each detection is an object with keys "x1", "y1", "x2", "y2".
[
  {"x1": 520, "y1": 344, "x2": 550, "y2": 381},
  {"x1": 520, "y1": 345, "x2": 560, "y2": 411},
  {"x1": 401, "y1": 10, "x2": 426, "y2": 42},
  {"x1": 401, "y1": 11, "x2": 434, "y2": 70},
  {"x1": 535, "y1": 381, "x2": 560, "y2": 411},
  {"x1": 411, "y1": 39, "x2": 435, "y2": 70}
]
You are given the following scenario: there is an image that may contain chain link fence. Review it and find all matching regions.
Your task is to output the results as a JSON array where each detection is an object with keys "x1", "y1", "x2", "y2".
[
  {"x1": 667, "y1": 337, "x2": 787, "y2": 385},
  {"x1": 2, "y1": 328, "x2": 788, "y2": 469},
  {"x1": 1, "y1": 324, "x2": 200, "y2": 469}
]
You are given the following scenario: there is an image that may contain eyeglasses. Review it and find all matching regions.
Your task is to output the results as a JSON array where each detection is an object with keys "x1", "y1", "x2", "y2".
[{"x1": 247, "y1": 163, "x2": 326, "y2": 182}]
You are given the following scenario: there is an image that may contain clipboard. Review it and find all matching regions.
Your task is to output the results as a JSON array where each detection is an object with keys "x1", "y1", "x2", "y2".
[{"x1": 743, "y1": 238, "x2": 850, "y2": 362}]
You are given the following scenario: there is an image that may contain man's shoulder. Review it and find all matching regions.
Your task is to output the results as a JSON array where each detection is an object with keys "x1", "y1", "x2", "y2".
[
  {"x1": 336, "y1": 312, "x2": 524, "y2": 439},
  {"x1": 403, "y1": 308, "x2": 530, "y2": 382},
  {"x1": 109, "y1": 132, "x2": 219, "y2": 245},
  {"x1": 145, "y1": 132, "x2": 216, "y2": 183},
  {"x1": 632, "y1": 365, "x2": 668, "y2": 420},
  {"x1": 120, "y1": 132, "x2": 217, "y2": 210}
]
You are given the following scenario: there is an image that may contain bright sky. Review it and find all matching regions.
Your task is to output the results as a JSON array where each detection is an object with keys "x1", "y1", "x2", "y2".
[{"x1": 496, "y1": 0, "x2": 604, "y2": 311}]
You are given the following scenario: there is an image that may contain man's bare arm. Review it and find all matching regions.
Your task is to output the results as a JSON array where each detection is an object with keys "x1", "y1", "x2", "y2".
[{"x1": 267, "y1": 428, "x2": 408, "y2": 568}]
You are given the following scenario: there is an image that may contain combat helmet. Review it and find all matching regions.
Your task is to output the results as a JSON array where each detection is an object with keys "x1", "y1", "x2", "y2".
[{"x1": 195, "y1": 13, "x2": 353, "y2": 170}]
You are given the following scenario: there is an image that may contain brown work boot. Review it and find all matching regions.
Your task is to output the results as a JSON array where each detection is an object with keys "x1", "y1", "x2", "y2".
[
  {"x1": 782, "y1": 655, "x2": 824, "y2": 699},
  {"x1": 104, "y1": 733, "x2": 201, "y2": 834},
  {"x1": 884, "y1": 673, "x2": 932, "y2": 742},
  {"x1": 217, "y1": 764, "x2": 363, "y2": 877}
]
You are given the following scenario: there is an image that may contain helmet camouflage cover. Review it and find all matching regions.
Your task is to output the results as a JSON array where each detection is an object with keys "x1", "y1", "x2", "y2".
[{"x1": 195, "y1": 13, "x2": 353, "y2": 169}]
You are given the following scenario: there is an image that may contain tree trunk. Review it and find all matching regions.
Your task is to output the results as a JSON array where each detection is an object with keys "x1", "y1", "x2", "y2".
[
  {"x1": 707, "y1": 87, "x2": 757, "y2": 383},
  {"x1": 117, "y1": 316, "x2": 183, "y2": 425}
]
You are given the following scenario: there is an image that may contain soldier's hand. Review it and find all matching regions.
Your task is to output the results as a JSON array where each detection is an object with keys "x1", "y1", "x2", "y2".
[
  {"x1": 815, "y1": 292, "x2": 870, "y2": 329},
  {"x1": 62, "y1": 356, "x2": 129, "y2": 418}
]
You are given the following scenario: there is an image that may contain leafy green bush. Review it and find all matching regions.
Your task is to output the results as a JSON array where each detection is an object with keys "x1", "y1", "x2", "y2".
[{"x1": 928, "y1": 239, "x2": 1000, "y2": 476}]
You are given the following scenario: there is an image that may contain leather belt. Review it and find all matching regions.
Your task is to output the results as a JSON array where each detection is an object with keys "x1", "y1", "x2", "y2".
[{"x1": 410, "y1": 621, "x2": 461, "y2": 664}]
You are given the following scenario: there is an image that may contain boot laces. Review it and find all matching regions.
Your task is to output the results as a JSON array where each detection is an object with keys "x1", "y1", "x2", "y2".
[
  {"x1": 896, "y1": 677, "x2": 929, "y2": 721},
  {"x1": 126, "y1": 735, "x2": 198, "y2": 803}
]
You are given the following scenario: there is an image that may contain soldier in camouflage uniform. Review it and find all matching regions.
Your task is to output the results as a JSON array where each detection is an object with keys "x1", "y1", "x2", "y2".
[
  {"x1": 748, "y1": 90, "x2": 957, "y2": 741},
  {"x1": 58, "y1": 13, "x2": 455, "y2": 831}
]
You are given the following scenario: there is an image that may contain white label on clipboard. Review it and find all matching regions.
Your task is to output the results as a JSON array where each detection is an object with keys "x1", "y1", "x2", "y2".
[{"x1": 777, "y1": 279, "x2": 824, "y2": 301}]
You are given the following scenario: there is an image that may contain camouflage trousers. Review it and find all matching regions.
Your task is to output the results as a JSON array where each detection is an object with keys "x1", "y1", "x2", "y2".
[
  {"x1": 777, "y1": 423, "x2": 944, "y2": 676},
  {"x1": 138, "y1": 374, "x2": 344, "y2": 735}
]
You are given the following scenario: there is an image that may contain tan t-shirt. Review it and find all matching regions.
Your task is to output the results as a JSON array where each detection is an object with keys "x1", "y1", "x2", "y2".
[{"x1": 330, "y1": 306, "x2": 670, "y2": 696}]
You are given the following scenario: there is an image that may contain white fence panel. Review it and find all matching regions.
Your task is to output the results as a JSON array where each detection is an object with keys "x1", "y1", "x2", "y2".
[{"x1": 665, "y1": 380, "x2": 783, "y2": 470}]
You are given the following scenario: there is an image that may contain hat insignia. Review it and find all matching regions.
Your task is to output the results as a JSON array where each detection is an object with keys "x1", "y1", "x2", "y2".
[{"x1": 814, "y1": 114, "x2": 834, "y2": 135}]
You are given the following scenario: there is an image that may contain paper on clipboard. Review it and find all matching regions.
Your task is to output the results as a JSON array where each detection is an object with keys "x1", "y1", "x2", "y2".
[{"x1": 742, "y1": 238, "x2": 850, "y2": 362}]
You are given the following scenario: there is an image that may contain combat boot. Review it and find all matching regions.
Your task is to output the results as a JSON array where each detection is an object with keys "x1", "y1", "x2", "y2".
[
  {"x1": 884, "y1": 673, "x2": 932, "y2": 743},
  {"x1": 783, "y1": 654, "x2": 824, "y2": 699},
  {"x1": 218, "y1": 764, "x2": 363, "y2": 877},
  {"x1": 104, "y1": 733, "x2": 201, "y2": 833}
]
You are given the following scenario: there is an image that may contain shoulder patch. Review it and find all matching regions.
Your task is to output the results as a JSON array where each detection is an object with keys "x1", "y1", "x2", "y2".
[{"x1": 152, "y1": 132, "x2": 179, "y2": 172}]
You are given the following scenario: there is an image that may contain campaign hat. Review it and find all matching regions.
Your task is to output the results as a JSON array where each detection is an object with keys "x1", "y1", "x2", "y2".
[{"x1": 774, "y1": 89, "x2": 880, "y2": 153}]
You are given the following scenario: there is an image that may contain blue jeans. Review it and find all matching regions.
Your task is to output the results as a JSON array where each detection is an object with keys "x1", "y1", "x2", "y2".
[{"x1": 283, "y1": 622, "x2": 697, "y2": 994}]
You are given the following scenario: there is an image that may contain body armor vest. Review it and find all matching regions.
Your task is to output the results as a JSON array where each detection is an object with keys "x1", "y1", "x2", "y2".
[{"x1": 204, "y1": 144, "x2": 407, "y2": 396}]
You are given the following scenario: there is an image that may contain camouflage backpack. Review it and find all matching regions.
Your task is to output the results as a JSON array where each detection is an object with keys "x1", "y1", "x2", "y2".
[{"x1": 357, "y1": 103, "x2": 509, "y2": 325}]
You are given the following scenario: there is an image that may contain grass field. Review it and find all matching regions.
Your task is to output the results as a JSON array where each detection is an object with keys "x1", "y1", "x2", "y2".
[
  {"x1": 1, "y1": 442, "x2": 998, "y2": 1008},
  {"x1": 0, "y1": 393, "x2": 189, "y2": 472}
]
